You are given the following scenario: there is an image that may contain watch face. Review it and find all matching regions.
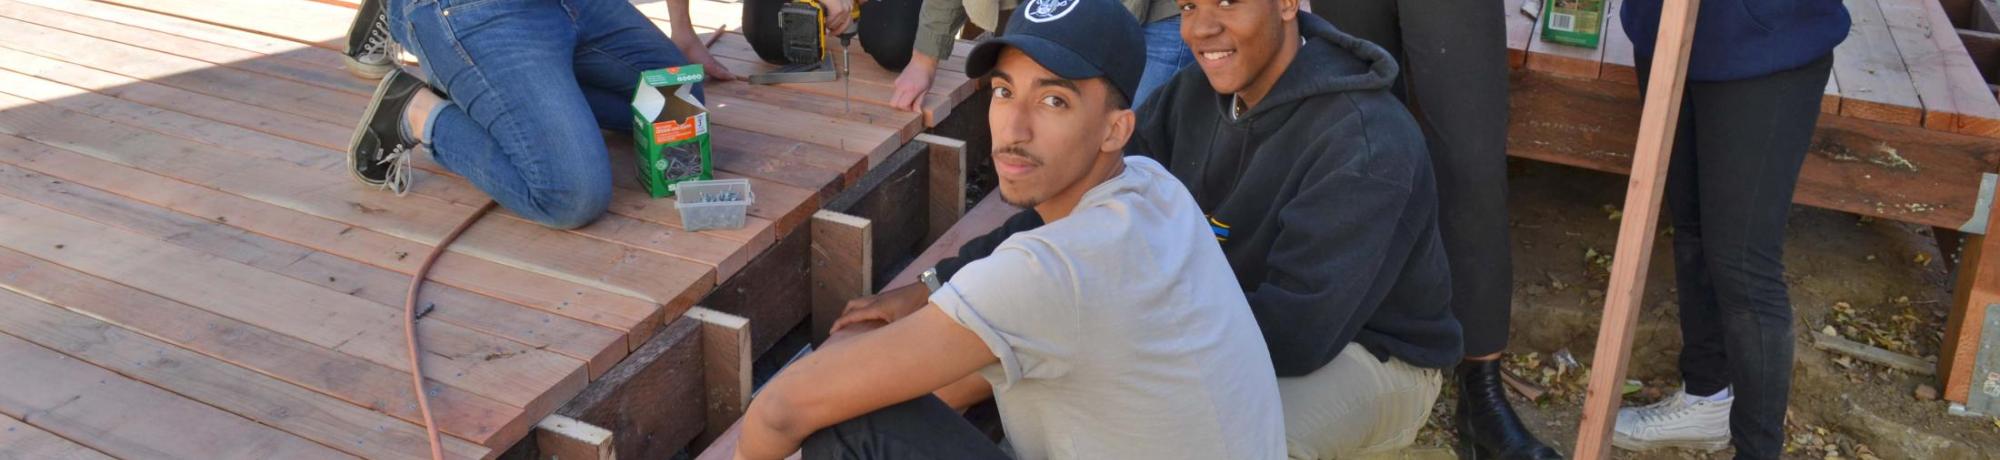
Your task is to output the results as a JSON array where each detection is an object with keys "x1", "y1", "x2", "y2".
[{"x1": 922, "y1": 269, "x2": 942, "y2": 291}]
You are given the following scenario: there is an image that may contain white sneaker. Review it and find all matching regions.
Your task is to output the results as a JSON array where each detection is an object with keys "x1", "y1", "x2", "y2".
[{"x1": 1612, "y1": 388, "x2": 1732, "y2": 452}]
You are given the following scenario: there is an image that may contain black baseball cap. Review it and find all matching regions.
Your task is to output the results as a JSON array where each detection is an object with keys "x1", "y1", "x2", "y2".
[{"x1": 963, "y1": 0, "x2": 1146, "y2": 104}]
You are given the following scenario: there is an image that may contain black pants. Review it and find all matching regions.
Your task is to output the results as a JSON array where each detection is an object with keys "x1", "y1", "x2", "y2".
[
  {"x1": 741, "y1": 0, "x2": 922, "y2": 70},
  {"x1": 1639, "y1": 55, "x2": 1834, "y2": 460},
  {"x1": 1309, "y1": 0, "x2": 1515, "y2": 357},
  {"x1": 802, "y1": 396, "x2": 1008, "y2": 460}
]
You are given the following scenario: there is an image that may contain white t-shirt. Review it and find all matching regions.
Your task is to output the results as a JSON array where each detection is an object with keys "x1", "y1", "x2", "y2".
[{"x1": 930, "y1": 156, "x2": 1285, "y2": 460}]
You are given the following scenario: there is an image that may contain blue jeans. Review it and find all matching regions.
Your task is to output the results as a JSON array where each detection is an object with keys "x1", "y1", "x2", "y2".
[
  {"x1": 387, "y1": 0, "x2": 698, "y2": 229},
  {"x1": 1135, "y1": 17, "x2": 1192, "y2": 108}
]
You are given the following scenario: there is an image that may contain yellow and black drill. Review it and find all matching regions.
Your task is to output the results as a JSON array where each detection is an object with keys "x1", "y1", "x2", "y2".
[{"x1": 749, "y1": 0, "x2": 859, "y2": 105}]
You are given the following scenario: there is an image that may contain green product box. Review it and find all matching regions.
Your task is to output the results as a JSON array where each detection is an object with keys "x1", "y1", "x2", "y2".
[
  {"x1": 1542, "y1": 0, "x2": 1604, "y2": 49},
  {"x1": 631, "y1": 65, "x2": 712, "y2": 198}
]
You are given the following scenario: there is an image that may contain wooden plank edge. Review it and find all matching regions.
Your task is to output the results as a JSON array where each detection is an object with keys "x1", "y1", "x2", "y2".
[{"x1": 535, "y1": 414, "x2": 615, "y2": 460}]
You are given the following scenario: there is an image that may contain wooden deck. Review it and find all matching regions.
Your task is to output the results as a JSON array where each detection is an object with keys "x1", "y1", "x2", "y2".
[
  {"x1": 0, "y1": 0, "x2": 979, "y2": 457},
  {"x1": 1505, "y1": 0, "x2": 2000, "y2": 406}
]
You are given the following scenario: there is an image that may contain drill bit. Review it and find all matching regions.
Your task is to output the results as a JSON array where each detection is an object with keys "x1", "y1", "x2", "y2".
[{"x1": 839, "y1": 32, "x2": 854, "y2": 113}]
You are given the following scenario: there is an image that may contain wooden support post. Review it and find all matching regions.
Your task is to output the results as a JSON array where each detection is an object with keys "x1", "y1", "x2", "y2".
[
  {"x1": 1961, "y1": 29, "x2": 2000, "y2": 85},
  {"x1": 1947, "y1": 176, "x2": 2000, "y2": 403},
  {"x1": 1979, "y1": 0, "x2": 2000, "y2": 33},
  {"x1": 686, "y1": 307, "x2": 753, "y2": 449},
  {"x1": 919, "y1": 134, "x2": 968, "y2": 245},
  {"x1": 1573, "y1": 0, "x2": 1699, "y2": 458},
  {"x1": 534, "y1": 415, "x2": 615, "y2": 460},
  {"x1": 811, "y1": 211, "x2": 873, "y2": 342}
]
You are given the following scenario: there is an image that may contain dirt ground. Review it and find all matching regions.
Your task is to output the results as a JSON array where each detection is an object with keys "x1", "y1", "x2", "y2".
[{"x1": 1409, "y1": 160, "x2": 2000, "y2": 459}]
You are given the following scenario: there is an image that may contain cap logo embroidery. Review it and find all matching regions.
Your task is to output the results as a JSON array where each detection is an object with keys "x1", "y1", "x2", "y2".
[{"x1": 1024, "y1": 0, "x2": 1080, "y2": 23}]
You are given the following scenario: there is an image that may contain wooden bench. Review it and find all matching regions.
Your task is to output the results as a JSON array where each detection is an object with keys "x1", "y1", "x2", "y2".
[{"x1": 1505, "y1": 0, "x2": 2000, "y2": 405}]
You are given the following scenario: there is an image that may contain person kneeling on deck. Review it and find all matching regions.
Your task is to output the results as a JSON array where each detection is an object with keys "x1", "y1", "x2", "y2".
[
  {"x1": 732, "y1": 1, "x2": 1286, "y2": 458},
  {"x1": 340, "y1": 0, "x2": 743, "y2": 229},
  {"x1": 837, "y1": 0, "x2": 1464, "y2": 458}
]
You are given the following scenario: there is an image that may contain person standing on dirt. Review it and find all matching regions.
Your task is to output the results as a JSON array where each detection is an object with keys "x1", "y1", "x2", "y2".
[
  {"x1": 337, "y1": 0, "x2": 733, "y2": 229},
  {"x1": 835, "y1": 0, "x2": 1467, "y2": 457},
  {"x1": 1611, "y1": 1, "x2": 1848, "y2": 458},
  {"x1": 882, "y1": 0, "x2": 1191, "y2": 111},
  {"x1": 1300, "y1": 0, "x2": 1556, "y2": 458}
]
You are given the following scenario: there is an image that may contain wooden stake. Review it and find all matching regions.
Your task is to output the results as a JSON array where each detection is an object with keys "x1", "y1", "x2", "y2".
[
  {"x1": 686, "y1": 307, "x2": 752, "y2": 449},
  {"x1": 1573, "y1": 0, "x2": 1700, "y2": 458},
  {"x1": 918, "y1": 134, "x2": 968, "y2": 245},
  {"x1": 810, "y1": 211, "x2": 873, "y2": 342}
]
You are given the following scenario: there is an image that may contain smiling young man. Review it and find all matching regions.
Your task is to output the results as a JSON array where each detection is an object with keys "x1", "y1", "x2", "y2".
[
  {"x1": 1135, "y1": 1, "x2": 1464, "y2": 456},
  {"x1": 836, "y1": 0, "x2": 1464, "y2": 457},
  {"x1": 729, "y1": 0, "x2": 1285, "y2": 458}
]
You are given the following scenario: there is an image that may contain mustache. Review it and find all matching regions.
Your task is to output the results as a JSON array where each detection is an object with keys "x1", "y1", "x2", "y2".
[{"x1": 993, "y1": 145, "x2": 1044, "y2": 166}]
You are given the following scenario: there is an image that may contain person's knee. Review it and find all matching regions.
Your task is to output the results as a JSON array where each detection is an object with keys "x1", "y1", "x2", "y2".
[{"x1": 525, "y1": 179, "x2": 612, "y2": 229}]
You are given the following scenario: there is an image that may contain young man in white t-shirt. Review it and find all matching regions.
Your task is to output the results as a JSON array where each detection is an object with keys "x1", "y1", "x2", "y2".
[{"x1": 725, "y1": 0, "x2": 1284, "y2": 458}]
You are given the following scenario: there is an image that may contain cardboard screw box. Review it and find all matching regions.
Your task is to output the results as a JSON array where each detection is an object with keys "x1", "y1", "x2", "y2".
[{"x1": 632, "y1": 65, "x2": 712, "y2": 198}]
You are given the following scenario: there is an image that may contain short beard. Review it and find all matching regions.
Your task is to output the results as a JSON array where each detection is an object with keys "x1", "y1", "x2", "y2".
[
  {"x1": 999, "y1": 186, "x2": 1040, "y2": 209},
  {"x1": 993, "y1": 145, "x2": 1046, "y2": 209}
]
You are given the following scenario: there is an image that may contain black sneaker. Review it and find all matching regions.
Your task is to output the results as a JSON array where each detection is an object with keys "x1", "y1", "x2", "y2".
[
  {"x1": 349, "y1": 68, "x2": 425, "y2": 195},
  {"x1": 343, "y1": 0, "x2": 396, "y2": 79}
]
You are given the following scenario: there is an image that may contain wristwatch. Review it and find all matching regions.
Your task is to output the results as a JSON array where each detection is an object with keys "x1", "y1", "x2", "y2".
[{"x1": 920, "y1": 267, "x2": 943, "y2": 293}]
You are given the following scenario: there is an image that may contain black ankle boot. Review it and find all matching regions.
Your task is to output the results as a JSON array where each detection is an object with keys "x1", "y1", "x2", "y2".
[{"x1": 1455, "y1": 360, "x2": 1563, "y2": 460}]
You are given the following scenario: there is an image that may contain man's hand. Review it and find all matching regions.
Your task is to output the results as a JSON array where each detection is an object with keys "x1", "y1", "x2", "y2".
[
  {"x1": 890, "y1": 52, "x2": 940, "y2": 111},
  {"x1": 829, "y1": 283, "x2": 930, "y2": 334},
  {"x1": 678, "y1": 38, "x2": 743, "y2": 81},
  {"x1": 822, "y1": 0, "x2": 857, "y2": 36}
]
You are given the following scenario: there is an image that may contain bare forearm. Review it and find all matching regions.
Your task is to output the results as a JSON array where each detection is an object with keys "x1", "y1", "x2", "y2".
[
  {"x1": 933, "y1": 373, "x2": 992, "y2": 412},
  {"x1": 665, "y1": 0, "x2": 700, "y2": 44}
]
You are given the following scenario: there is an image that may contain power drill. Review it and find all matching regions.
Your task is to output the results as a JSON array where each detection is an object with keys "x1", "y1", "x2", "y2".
[
  {"x1": 771, "y1": 0, "x2": 858, "y2": 66},
  {"x1": 749, "y1": 0, "x2": 859, "y2": 111}
]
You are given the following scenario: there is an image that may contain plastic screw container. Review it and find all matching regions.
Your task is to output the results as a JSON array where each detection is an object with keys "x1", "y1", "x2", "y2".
[{"x1": 672, "y1": 178, "x2": 756, "y2": 232}]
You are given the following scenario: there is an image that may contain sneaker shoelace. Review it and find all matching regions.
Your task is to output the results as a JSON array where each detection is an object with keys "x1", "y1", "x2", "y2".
[
  {"x1": 1634, "y1": 395, "x2": 1697, "y2": 425},
  {"x1": 378, "y1": 143, "x2": 415, "y2": 196},
  {"x1": 358, "y1": 11, "x2": 394, "y2": 64}
]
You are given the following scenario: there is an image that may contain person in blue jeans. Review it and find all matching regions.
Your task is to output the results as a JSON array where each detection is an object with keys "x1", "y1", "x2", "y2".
[
  {"x1": 343, "y1": 0, "x2": 743, "y2": 229},
  {"x1": 886, "y1": 0, "x2": 1190, "y2": 111}
]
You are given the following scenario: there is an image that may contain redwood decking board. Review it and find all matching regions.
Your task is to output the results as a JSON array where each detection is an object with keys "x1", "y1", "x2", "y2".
[
  {"x1": 0, "y1": 284, "x2": 492, "y2": 458},
  {"x1": 0, "y1": 89, "x2": 713, "y2": 318},
  {"x1": 0, "y1": 331, "x2": 356, "y2": 460},
  {"x1": 1832, "y1": 0, "x2": 1927, "y2": 125},
  {"x1": 0, "y1": 135, "x2": 663, "y2": 350},
  {"x1": 0, "y1": 188, "x2": 588, "y2": 413},
  {"x1": 0, "y1": 159, "x2": 627, "y2": 379},
  {"x1": 0, "y1": 414, "x2": 115, "y2": 460},
  {"x1": 0, "y1": 0, "x2": 372, "y2": 96},
  {"x1": 0, "y1": 16, "x2": 364, "y2": 125}
]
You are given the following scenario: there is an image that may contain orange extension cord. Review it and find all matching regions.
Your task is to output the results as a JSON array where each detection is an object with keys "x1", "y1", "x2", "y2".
[{"x1": 405, "y1": 200, "x2": 497, "y2": 460}]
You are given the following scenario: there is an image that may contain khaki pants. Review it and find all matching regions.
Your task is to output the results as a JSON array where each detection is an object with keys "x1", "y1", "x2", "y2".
[{"x1": 1280, "y1": 343, "x2": 1444, "y2": 459}]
